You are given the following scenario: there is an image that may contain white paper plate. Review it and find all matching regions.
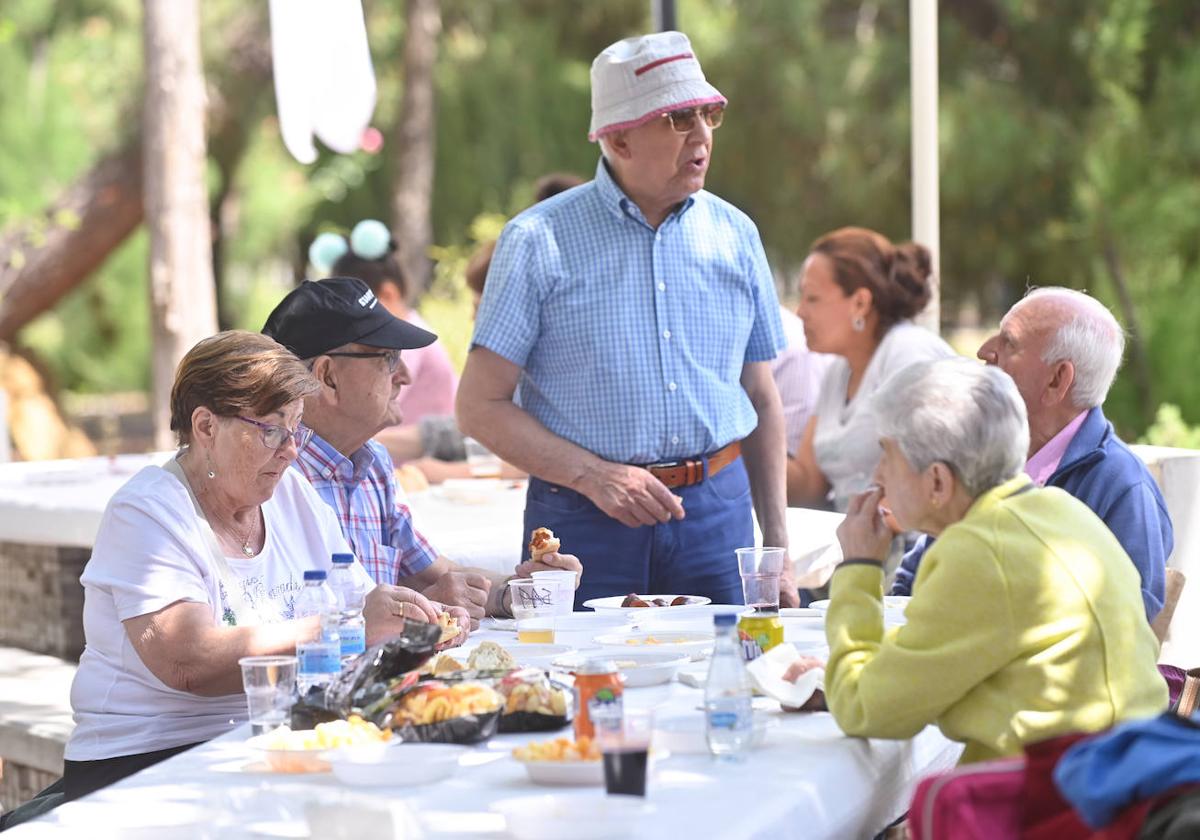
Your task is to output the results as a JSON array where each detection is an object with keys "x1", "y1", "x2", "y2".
[
  {"x1": 592, "y1": 630, "x2": 713, "y2": 660},
  {"x1": 554, "y1": 650, "x2": 691, "y2": 687},
  {"x1": 322, "y1": 742, "x2": 468, "y2": 787},
  {"x1": 778, "y1": 607, "x2": 825, "y2": 619},
  {"x1": 457, "y1": 642, "x2": 574, "y2": 670},
  {"x1": 516, "y1": 758, "x2": 604, "y2": 786},
  {"x1": 809, "y1": 596, "x2": 910, "y2": 613},
  {"x1": 583, "y1": 594, "x2": 712, "y2": 613}
]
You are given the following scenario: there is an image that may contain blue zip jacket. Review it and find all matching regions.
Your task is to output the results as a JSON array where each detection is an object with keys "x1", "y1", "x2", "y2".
[
  {"x1": 893, "y1": 407, "x2": 1172, "y2": 621},
  {"x1": 1054, "y1": 712, "x2": 1200, "y2": 829}
]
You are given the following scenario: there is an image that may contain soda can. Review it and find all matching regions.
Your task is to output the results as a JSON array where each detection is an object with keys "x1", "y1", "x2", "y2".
[{"x1": 737, "y1": 611, "x2": 784, "y2": 662}]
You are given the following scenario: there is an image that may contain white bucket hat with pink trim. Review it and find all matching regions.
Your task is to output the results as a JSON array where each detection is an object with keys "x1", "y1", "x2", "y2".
[{"x1": 588, "y1": 31, "x2": 726, "y2": 142}]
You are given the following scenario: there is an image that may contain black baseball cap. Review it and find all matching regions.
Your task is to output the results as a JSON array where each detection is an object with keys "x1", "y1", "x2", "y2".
[{"x1": 262, "y1": 276, "x2": 437, "y2": 359}]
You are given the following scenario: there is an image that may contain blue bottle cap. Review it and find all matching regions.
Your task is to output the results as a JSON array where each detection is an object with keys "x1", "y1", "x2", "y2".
[
  {"x1": 303, "y1": 570, "x2": 328, "y2": 582},
  {"x1": 331, "y1": 553, "x2": 354, "y2": 564},
  {"x1": 714, "y1": 613, "x2": 737, "y2": 627}
]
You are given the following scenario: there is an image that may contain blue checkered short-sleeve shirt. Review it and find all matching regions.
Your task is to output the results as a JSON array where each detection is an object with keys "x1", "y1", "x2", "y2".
[{"x1": 471, "y1": 158, "x2": 784, "y2": 464}]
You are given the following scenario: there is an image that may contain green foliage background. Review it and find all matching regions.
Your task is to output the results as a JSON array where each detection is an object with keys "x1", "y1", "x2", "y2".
[{"x1": 3, "y1": 0, "x2": 1200, "y2": 442}]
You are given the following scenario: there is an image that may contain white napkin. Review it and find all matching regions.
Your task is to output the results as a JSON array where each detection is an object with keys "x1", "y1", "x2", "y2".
[{"x1": 745, "y1": 643, "x2": 824, "y2": 708}]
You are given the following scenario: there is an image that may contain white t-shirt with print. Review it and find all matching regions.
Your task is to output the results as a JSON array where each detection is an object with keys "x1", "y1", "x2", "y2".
[
  {"x1": 812, "y1": 321, "x2": 954, "y2": 511},
  {"x1": 66, "y1": 464, "x2": 374, "y2": 761}
]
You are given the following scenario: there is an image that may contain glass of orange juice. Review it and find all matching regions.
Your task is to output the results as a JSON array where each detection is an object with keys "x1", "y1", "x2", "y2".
[{"x1": 509, "y1": 579, "x2": 556, "y2": 643}]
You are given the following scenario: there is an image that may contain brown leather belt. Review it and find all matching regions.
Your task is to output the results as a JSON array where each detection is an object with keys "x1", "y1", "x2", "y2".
[{"x1": 641, "y1": 441, "x2": 742, "y2": 490}]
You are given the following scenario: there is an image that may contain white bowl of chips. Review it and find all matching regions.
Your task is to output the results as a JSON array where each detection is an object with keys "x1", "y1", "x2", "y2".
[{"x1": 246, "y1": 717, "x2": 390, "y2": 773}]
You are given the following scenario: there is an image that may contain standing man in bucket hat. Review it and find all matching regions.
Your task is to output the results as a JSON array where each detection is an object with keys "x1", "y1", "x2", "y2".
[{"x1": 458, "y1": 31, "x2": 795, "y2": 607}]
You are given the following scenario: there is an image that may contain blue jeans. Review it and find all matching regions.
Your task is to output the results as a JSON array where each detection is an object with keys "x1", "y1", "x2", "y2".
[{"x1": 522, "y1": 458, "x2": 754, "y2": 608}]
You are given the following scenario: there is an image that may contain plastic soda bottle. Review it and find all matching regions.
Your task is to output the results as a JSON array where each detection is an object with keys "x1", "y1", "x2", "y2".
[{"x1": 705, "y1": 613, "x2": 754, "y2": 761}]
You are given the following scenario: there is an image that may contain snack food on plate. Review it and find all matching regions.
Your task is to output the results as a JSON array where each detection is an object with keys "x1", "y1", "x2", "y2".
[
  {"x1": 437, "y1": 611, "x2": 461, "y2": 644},
  {"x1": 263, "y1": 715, "x2": 390, "y2": 750},
  {"x1": 529, "y1": 526, "x2": 561, "y2": 561},
  {"x1": 467, "y1": 641, "x2": 516, "y2": 672},
  {"x1": 513, "y1": 735, "x2": 601, "y2": 763},
  {"x1": 383, "y1": 680, "x2": 503, "y2": 744},
  {"x1": 620, "y1": 593, "x2": 692, "y2": 608},
  {"x1": 495, "y1": 668, "x2": 572, "y2": 733},
  {"x1": 390, "y1": 681, "x2": 501, "y2": 726}
]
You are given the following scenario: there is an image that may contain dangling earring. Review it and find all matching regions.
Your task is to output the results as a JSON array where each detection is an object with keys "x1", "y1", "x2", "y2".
[
  {"x1": 852, "y1": 316, "x2": 865, "y2": 332},
  {"x1": 205, "y1": 452, "x2": 216, "y2": 480}
]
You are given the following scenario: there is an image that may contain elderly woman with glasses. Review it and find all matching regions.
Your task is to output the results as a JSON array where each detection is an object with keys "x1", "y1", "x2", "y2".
[
  {"x1": 787, "y1": 358, "x2": 1166, "y2": 764},
  {"x1": 61, "y1": 331, "x2": 467, "y2": 801}
]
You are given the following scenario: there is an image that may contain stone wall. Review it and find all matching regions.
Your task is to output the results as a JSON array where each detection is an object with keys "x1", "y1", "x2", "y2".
[{"x1": 0, "y1": 542, "x2": 88, "y2": 661}]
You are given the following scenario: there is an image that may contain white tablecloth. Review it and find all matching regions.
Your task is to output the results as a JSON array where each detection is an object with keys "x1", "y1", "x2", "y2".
[{"x1": 8, "y1": 618, "x2": 962, "y2": 840}]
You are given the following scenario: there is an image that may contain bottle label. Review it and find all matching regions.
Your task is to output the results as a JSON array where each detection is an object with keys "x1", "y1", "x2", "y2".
[
  {"x1": 708, "y1": 709, "x2": 750, "y2": 731},
  {"x1": 340, "y1": 625, "x2": 366, "y2": 657},
  {"x1": 298, "y1": 646, "x2": 340, "y2": 675}
]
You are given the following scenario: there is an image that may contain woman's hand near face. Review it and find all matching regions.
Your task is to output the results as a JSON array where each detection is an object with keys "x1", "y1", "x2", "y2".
[
  {"x1": 363, "y1": 584, "x2": 440, "y2": 644},
  {"x1": 837, "y1": 486, "x2": 892, "y2": 562}
]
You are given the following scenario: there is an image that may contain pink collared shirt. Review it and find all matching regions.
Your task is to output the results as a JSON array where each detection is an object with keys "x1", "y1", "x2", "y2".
[{"x1": 1025, "y1": 410, "x2": 1088, "y2": 486}]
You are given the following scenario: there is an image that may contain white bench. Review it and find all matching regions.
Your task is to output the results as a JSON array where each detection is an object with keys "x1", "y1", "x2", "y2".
[{"x1": 0, "y1": 646, "x2": 75, "y2": 812}]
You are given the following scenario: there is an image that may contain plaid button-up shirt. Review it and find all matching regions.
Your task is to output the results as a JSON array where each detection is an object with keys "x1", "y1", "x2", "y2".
[
  {"x1": 293, "y1": 431, "x2": 436, "y2": 585},
  {"x1": 471, "y1": 157, "x2": 784, "y2": 464}
]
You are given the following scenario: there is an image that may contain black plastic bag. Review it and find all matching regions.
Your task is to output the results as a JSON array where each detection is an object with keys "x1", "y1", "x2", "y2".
[{"x1": 290, "y1": 621, "x2": 441, "y2": 729}]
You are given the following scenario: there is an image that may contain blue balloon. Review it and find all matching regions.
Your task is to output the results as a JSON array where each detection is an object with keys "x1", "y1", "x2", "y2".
[
  {"x1": 309, "y1": 232, "x2": 348, "y2": 274},
  {"x1": 350, "y1": 219, "x2": 392, "y2": 260}
]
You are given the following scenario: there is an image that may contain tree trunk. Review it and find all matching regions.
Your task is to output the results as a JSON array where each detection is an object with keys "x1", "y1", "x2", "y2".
[
  {"x1": 142, "y1": 0, "x2": 217, "y2": 450},
  {"x1": 392, "y1": 0, "x2": 441, "y2": 301},
  {"x1": 0, "y1": 144, "x2": 144, "y2": 340},
  {"x1": 0, "y1": 14, "x2": 271, "y2": 343}
]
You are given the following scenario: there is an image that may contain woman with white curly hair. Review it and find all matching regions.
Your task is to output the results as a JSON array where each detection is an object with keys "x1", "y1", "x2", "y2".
[{"x1": 787, "y1": 357, "x2": 1166, "y2": 764}]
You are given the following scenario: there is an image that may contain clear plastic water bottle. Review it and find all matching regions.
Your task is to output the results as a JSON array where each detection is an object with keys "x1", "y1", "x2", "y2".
[
  {"x1": 705, "y1": 612, "x2": 754, "y2": 761},
  {"x1": 328, "y1": 553, "x2": 367, "y2": 664},
  {"x1": 294, "y1": 570, "x2": 341, "y2": 699}
]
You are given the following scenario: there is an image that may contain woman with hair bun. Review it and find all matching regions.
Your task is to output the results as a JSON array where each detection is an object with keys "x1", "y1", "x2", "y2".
[
  {"x1": 789, "y1": 227, "x2": 954, "y2": 510},
  {"x1": 309, "y1": 220, "x2": 458, "y2": 428}
]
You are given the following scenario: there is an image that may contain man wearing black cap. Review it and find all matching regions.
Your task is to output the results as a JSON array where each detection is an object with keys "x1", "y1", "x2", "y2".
[{"x1": 263, "y1": 277, "x2": 581, "y2": 625}]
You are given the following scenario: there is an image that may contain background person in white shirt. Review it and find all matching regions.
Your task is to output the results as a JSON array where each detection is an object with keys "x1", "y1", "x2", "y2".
[{"x1": 788, "y1": 227, "x2": 954, "y2": 511}]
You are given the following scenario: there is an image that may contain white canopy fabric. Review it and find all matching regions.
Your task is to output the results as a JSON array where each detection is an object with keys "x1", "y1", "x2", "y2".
[{"x1": 269, "y1": 0, "x2": 377, "y2": 164}]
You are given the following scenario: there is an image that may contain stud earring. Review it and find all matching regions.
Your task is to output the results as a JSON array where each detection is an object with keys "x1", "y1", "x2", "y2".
[{"x1": 852, "y1": 316, "x2": 865, "y2": 332}]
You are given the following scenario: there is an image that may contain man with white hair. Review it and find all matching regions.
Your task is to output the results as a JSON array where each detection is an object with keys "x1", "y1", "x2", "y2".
[
  {"x1": 893, "y1": 287, "x2": 1172, "y2": 621},
  {"x1": 458, "y1": 31, "x2": 793, "y2": 607}
]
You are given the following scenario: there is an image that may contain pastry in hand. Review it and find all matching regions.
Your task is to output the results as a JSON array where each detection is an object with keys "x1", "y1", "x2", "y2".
[
  {"x1": 436, "y1": 611, "x2": 461, "y2": 644},
  {"x1": 528, "y1": 527, "x2": 561, "y2": 562}
]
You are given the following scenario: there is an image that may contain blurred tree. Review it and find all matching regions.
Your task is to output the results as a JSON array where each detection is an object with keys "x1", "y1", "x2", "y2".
[
  {"x1": 392, "y1": 0, "x2": 441, "y2": 300},
  {"x1": 3, "y1": 0, "x2": 1200, "y2": 446}
]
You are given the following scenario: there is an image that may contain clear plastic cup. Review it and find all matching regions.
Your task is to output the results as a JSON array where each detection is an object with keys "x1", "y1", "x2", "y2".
[
  {"x1": 238, "y1": 655, "x2": 297, "y2": 735},
  {"x1": 508, "y1": 579, "x2": 557, "y2": 643},
  {"x1": 736, "y1": 547, "x2": 787, "y2": 611},
  {"x1": 531, "y1": 570, "x2": 576, "y2": 616},
  {"x1": 595, "y1": 708, "x2": 654, "y2": 797}
]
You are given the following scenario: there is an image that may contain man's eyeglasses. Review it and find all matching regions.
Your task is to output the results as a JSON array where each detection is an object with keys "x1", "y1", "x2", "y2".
[
  {"x1": 662, "y1": 104, "x2": 724, "y2": 134},
  {"x1": 325, "y1": 349, "x2": 403, "y2": 373},
  {"x1": 236, "y1": 416, "x2": 313, "y2": 451}
]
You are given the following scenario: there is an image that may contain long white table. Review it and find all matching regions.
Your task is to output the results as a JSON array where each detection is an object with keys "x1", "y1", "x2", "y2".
[{"x1": 7, "y1": 615, "x2": 962, "y2": 839}]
